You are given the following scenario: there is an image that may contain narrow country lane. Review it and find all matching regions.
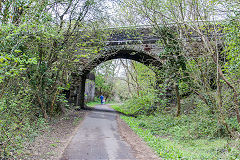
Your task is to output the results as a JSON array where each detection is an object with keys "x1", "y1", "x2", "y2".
[{"x1": 60, "y1": 104, "x2": 136, "y2": 160}]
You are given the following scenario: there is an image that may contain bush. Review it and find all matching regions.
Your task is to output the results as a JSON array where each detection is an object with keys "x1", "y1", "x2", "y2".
[
  {"x1": 0, "y1": 87, "x2": 47, "y2": 159},
  {"x1": 118, "y1": 91, "x2": 158, "y2": 116}
]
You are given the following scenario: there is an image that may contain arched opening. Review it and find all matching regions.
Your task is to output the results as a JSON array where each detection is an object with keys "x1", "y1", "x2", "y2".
[
  {"x1": 82, "y1": 48, "x2": 162, "y2": 76},
  {"x1": 71, "y1": 48, "x2": 162, "y2": 108}
]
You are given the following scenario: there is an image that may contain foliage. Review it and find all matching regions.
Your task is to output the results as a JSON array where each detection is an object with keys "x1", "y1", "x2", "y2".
[
  {"x1": 223, "y1": 13, "x2": 240, "y2": 84},
  {"x1": 0, "y1": 0, "x2": 106, "y2": 158},
  {"x1": 1, "y1": 0, "x2": 240, "y2": 158},
  {"x1": 111, "y1": 104, "x2": 125, "y2": 113},
  {"x1": 95, "y1": 74, "x2": 113, "y2": 99},
  {"x1": 0, "y1": 90, "x2": 48, "y2": 158},
  {"x1": 121, "y1": 115, "x2": 240, "y2": 159},
  {"x1": 86, "y1": 101, "x2": 100, "y2": 107},
  {"x1": 111, "y1": 60, "x2": 157, "y2": 101},
  {"x1": 116, "y1": 91, "x2": 158, "y2": 116},
  {"x1": 94, "y1": 60, "x2": 119, "y2": 100},
  {"x1": 0, "y1": 19, "x2": 62, "y2": 159},
  {"x1": 121, "y1": 115, "x2": 184, "y2": 159},
  {"x1": 131, "y1": 61, "x2": 156, "y2": 91}
]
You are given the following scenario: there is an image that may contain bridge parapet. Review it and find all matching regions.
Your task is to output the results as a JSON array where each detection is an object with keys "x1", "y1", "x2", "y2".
[{"x1": 68, "y1": 22, "x2": 224, "y2": 48}]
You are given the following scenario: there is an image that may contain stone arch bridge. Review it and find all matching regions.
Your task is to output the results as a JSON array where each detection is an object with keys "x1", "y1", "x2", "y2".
[{"x1": 67, "y1": 24, "x2": 223, "y2": 108}]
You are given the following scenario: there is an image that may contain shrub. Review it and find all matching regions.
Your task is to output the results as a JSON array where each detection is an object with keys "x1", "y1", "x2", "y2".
[
  {"x1": 119, "y1": 91, "x2": 158, "y2": 116},
  {"x1": 0, "y1": 87, "x2": 47, "y2": 159}
]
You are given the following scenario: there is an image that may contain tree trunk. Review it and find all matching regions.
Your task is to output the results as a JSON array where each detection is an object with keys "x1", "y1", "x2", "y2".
[
  {"x1": 211, "y1": 54, "x2": 240, "y2": 125},
  {"x1": 77, "y1": 75, "x2": 86, "y2": 109},
  {"x1": 197, "y1": 27, "x2": 240, "y2": 125},
  {"x1": 50, "y1": 89, "x2": 59, "y2": 115},
  {"x1": 175, "y1": 84, "x2": 181, "y2": 117},
  {"x1": 216, "y1": 74, "x2": 233, "y2": 137},
  {"x1": 36, "y1": 93, "x2": 48, "y2": 119}
]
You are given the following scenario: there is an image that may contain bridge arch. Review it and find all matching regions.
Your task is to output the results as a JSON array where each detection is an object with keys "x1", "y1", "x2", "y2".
[
  {"x1": 72, "y1": 47, "x2": 163, "y2": 108},
  {"x1": 82, "y1": 48, "x2": 162, "y2": 75}
]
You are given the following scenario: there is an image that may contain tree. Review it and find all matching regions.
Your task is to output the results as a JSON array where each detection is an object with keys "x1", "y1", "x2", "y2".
[
  {"x1": 119, "y1": 0, "x2": 240, "y2": 136},
  {"x1": 0, "y1": 0, "x2": 109, "y2": 158}
]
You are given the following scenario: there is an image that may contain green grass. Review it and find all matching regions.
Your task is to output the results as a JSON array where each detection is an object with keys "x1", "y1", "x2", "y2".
[
  {"x1": 111, "y1": 104, "x2": 134, "y2": 115},
  {"x1": 121, "y1": 115, "x2": 240, "y2": 159},
  {"x1": 86, "y1": 101, "x2": 117, "y2": 107},
  {"x1": 111, "y1": 104, "x2": 126, "y2": 113},
  {"x1": 86, "y1": 101, "x2": 100, "y2": 107}
]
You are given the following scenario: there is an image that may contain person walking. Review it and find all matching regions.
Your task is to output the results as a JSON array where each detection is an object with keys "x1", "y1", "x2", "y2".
[{"x1": 100, "y1": 95, "x2": 104, "y2": 104}]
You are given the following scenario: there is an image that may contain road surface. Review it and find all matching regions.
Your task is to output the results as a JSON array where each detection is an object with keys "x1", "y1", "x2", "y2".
[{"x1": 60, "y1": 104, "x2": 136, "y2": 160}]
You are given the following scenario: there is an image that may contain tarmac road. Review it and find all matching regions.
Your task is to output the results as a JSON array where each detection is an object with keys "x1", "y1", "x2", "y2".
[{"x1": 60, "y1": 104, "x2": 136, "y2": 160}]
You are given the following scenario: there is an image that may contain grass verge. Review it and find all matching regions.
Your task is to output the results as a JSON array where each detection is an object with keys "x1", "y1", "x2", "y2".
[
  {"x1": 86, "y1": 101, "x2": 100, "y2": 107},
  {"x1": 111, "y1": 104, "x2": 134, "y2": 115},
  {"x1": 121, "y1": 115, "x2": 240, "y2": 159},
  {"x1": 87, "y1": 101, "x2": 118, "y2": 107}
]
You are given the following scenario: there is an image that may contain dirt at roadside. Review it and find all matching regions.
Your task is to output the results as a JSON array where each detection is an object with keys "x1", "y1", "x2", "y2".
[
  {"x1": 117, "y1": 115, "x2": 161, "y2": 160},
  {"x1": 23, "y1": 110, "x2": 87, "y2": 160}
]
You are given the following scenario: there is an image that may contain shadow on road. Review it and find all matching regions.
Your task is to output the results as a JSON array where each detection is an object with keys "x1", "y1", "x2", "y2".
[
  {"x1": 81, "y1": 105, "x2": 137, "y2": 117},
  {"x1": 83, "y1": 106, "x2": 117, "y2": 114}
]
